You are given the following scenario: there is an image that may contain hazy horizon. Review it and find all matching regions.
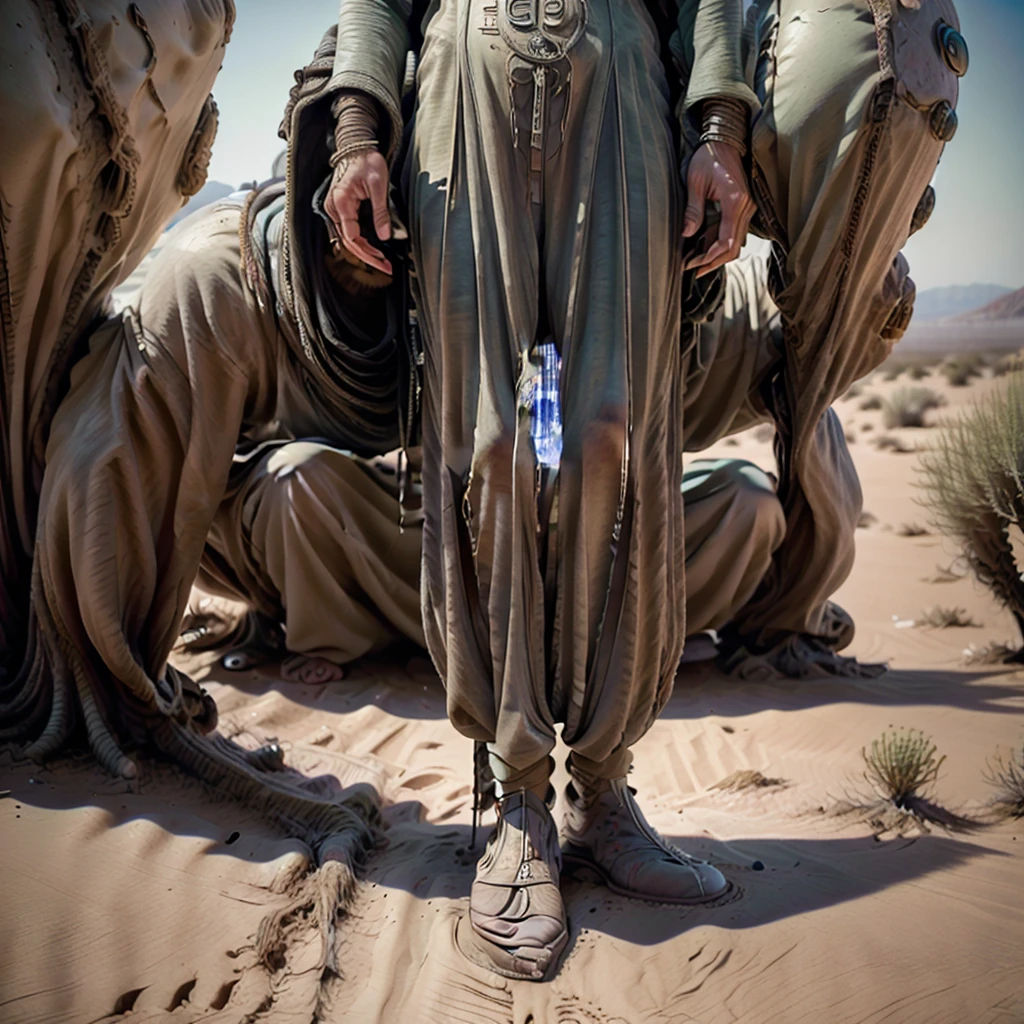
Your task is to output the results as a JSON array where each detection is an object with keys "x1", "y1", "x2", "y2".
[{"x1": 206, "y1": 1, "x2": 1023, "y2": 292}]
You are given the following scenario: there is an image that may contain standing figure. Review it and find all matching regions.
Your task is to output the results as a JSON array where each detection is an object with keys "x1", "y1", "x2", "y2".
[{"x1": 329, "y1": 0, "x2": 753, "y2": 980}]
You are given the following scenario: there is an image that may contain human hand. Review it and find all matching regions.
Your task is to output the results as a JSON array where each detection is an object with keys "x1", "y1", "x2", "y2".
[
  {"x1": 682, "y1": 142, "x2": 756, "y2": 278},
  {"x1": 325, "y1": 149, "x2": 393, "y2": 275}
]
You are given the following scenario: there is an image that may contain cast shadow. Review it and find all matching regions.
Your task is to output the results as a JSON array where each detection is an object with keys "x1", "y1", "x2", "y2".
[{"x1": 361, "y1": 812, "x2": 1005, "y2": 949}]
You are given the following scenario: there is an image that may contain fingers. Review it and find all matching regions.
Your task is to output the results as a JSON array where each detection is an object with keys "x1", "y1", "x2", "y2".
[
  {"x1": 344, "y1": 231, "x2": 393, "y2": 276},
  {"x1": 682, "y1": 185, "x2": 707, "y2": 239},
  {"x1": 328, "y1": 159, "x2": 393, "y2": 276},
  {"x1": 366, "y1": 162, "x2": 391, "y2": 243},
  {"x1": 694, "y1": 200, "x2": 750, "y2": 277}
]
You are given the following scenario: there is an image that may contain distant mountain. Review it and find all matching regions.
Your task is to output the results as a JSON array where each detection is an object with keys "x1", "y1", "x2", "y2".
[
  {"x1": 912, "y1": 284, "x2": 1014, "y2": 323},
  {"x1": 168, "y1": 180, "x2": 236, "y2": 228},
  {"x1": 952, "y1": 286, "x2": 1024, "y2": 322}
]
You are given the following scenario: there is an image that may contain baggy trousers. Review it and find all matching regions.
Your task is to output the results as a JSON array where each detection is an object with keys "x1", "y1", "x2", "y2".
[
  {"x1": 410, "y1": 0, "x2": 685, "y2": 772},
  {"x1": 197, "y1": 448, "x2": 781, "y2": 665},
  {"x1": 201, "y1": 443, "x2": 424, "y2": 664}
]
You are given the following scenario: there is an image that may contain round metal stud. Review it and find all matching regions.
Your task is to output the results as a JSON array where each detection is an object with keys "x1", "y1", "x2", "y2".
[
  {"x1": 935, "y1": 22, "x2": 969, "y2": 77},
  {"x1": 910, "y1": 185, "x2": 936, "y2": 235},
  {"x1": 929, "y1": 100, "x2": 958, "y2": 143}
]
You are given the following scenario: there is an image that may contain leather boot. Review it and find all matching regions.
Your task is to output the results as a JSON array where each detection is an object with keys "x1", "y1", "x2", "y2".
[
  {"x1": 562, "y1": 774, "x2": 729, "y2": 904},
  {"x1": 465, "y1": 787, "x2": 569, "y2": 980}
]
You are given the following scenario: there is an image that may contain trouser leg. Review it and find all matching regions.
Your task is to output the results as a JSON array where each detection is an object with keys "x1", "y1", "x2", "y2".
[
  {"x1": 682, "y1": 459, "x2": 785, "y2": 635},
  {"x1": 544, "y1": 0, "x2": 685, "y2": 772},
  {"x1": 203, "y1": 442, "x2": 424, "y2": 664},
  {"x1": 411, "y1": 0, "x2": 552, "y2": 773}
]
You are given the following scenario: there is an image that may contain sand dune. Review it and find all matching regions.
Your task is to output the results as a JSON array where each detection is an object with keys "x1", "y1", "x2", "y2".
[{"x1": 2, "y1": 369, "x2": 1023, "y2": 1024}]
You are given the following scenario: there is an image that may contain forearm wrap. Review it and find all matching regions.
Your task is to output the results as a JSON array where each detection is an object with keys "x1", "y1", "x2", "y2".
[
  {"x1": 331, "y1": 90, "x2": 382, "y2": 168},
  {"x1": 700, "y1": 96, "x2": 749, "y2": 157}
]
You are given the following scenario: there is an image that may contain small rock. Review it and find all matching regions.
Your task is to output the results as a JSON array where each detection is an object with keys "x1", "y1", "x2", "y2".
[{"x1": 752, "y1": 860, "x2": 765, "y2": 871}]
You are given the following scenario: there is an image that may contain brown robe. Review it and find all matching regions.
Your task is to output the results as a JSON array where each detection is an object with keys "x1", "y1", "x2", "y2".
[{"x1": 0, "y1": 0, "x2": 234, "y2": 667}]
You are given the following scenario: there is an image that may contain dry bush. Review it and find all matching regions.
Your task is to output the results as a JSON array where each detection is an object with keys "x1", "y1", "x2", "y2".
[
  {"x1": 845, "y1": 429, "x2": 857, "y2": 445},
  {"x1": 859, "y1": 394, "x2": 883, "y2": 412},
  {"x1": 827, "y1": 728, "x2": 975, "y2": 835},
  {"x1": 992, "y1": 352, "x2": 1024, "y2": 378},
  {"x1": 843, "y1": 382, "x2": 865, "y2": 401},
  {"x1": 857, "y1": 510, "x2": 878, "y2": 529},
  {"x1": 711, "y1": 769, "x2": 787, "y2": 793},
  {"x1": 883, "y1": 366, "x2": 904, "y2": 382},
  {"x1": 963, "y1": 641, "x2": 1024, "y2": 666},
  {"x1": 919, "y1": 372, "x2": 1024, "y2": 656},
  {"x1": 897, "y1": 522, "x2": 930, "y2": 537},
  {"x1": 861, "y1": 421, "x2": 874, "y2": 432},
  {"x1": 985, "y1": 744, "x2": 1024, "y2": 819},
  {"x1": 883, "y1": 386, "x2": 945, "y2": 429},
  {"x1": 907, "y1": 365, "x2": 931, "y2": 381},
  {"x1": 915, "y1": 605, "x2": 981, "y2": 629},
  {"x1": 922, "y1": 562, "x2": 965, "y2": 584},
  {"x1": 939, "y1": 354, "x2": 984, "y2": 387},
  {"x1": 863, "y1": 729, "x2": 945, "y2": 809},
  {"x1": 874, "y1": 434, "x2": 912, "y2": 453},
  {"x1": 753, "y1": 424, "x2": 775, "y2": 443}
]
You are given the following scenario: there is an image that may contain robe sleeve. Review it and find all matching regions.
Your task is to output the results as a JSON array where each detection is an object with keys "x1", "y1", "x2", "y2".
[
  {"x1": 329, "y1": 0, "x2": 412, "y2": 163},
  {"x1": 675, "y1": 0, "x2": 759, "y2": 115}
]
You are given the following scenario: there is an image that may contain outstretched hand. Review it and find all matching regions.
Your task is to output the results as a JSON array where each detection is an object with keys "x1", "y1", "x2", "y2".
[
  {"x1": 682, "y1": 142, "x2": 756, "y2": 278},
  {"x1": 325, "y1": 149, "x2": 393, "y2": 276}
]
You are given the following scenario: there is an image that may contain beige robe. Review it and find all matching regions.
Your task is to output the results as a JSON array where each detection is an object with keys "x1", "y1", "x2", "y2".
[
  {"x1": 332, "y1": 0, "x2": 754, "y2": 779},
  {"x1": 0, "y1": 0, "x2": 234, "y2": 667}
]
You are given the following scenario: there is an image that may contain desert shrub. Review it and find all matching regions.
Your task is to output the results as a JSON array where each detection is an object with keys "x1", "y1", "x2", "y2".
[
  {"x1": 915, "y1": 605, "x2": 980, "y2": 629},
  {"x1": 985, "y1": 744, "x2": 1024, "y2": 818},
  {"x1": 859, "y1": 394, "x2": 883, "y2": 412},
  {"x1": 883, "y1": 365, "x2": 904, "y2": 382},
  {"x1": 863, "y1": 729, "x2": 945, "y2": 809},
  {"x1": 711, "y1": 769, "x2": 786, "y2": 792},
  {"x1": 883, "y1": 386, "x2": 945, "y2": 429},
  {"x1": 861, "y1": 422, "x2": 874, "y2": 432},
  {"x1": 753, "y1": 424, "x2": 775, "y2": 443},
  {"x1": 897, "y1": 522, "x2": 930, "y2": 537},
  {"x1": 939, "y1": 354, "x2": 984, "y2": 387},
  {"x1": 907, "y1": 365, "x2": 931, "y2": 381},
  {"x1": 992, "y1": 352, "x2": 1024, "y2": 378},
  {"x1": 844, "y1": 429, "x2": 857, "y2": 445},
  {"x1": 918, "y1": 372, "x2": 1024, "y2": 655},
  {"x1": 963, "y1": 641, "x2": 1024, "y2": 666},
  {"x1": 843, "y1": 382, "x2": 864, "y2": 401},
  {"x1": 875, "y1": 434, "x2": 912, "y2": 453},
  {"x1": 857, "y1": 511, "x2": 878, "y2": 529}
]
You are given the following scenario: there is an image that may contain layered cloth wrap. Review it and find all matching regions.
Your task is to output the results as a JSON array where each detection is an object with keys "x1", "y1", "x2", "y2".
[
  {"x1": 0, "y1": 0, "x2": 235, "y2": 669},
  {"x1": 719, "y1": 0, "x2": 963, "y2": 646},
  {"x1": 331, "y1": 0, "x2": 753, "y2": 777},
  {"x1": 19, "y1": 190, "x2": 404, "y2": 856}
]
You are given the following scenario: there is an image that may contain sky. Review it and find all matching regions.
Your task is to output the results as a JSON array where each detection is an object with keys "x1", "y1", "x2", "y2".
[{"x1": 207, "y1": 1, "x2": 1024, "y2": 292}]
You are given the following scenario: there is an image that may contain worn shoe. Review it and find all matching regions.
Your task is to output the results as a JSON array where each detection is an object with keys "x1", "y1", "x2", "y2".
[
  {"x1": 464, "y1": 788, "x2": 569, "y2": 981},
  {"x1": 561, "y1": 777, "x2": 729, "y2": 904}
]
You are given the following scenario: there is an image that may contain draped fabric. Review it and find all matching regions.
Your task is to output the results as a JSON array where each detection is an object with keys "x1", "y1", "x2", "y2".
[{"x1": 0, "y1": 0, "x2": 234, "y2": 670}]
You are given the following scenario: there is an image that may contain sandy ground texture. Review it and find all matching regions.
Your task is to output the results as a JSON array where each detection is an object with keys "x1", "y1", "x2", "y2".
[{"x1": 2, "y1": 366, "x2": 1024, "y2": 1024}]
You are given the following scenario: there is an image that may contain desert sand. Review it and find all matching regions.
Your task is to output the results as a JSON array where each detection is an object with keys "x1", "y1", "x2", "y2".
[{"x1": 2, "y1": 365, "x2": 1023, "y2": 1024}]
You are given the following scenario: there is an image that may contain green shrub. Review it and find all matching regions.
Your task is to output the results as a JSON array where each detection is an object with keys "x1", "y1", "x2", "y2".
[
  {"x1": 863, "y1": 729, "x2": 945, "y2": 810},
  {"x1": 918, "y1": 371, "x2": 1024, "y2": 655},
  {"x1": 985, "y1": 744, "x2": 1024, "y2": 819}
]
